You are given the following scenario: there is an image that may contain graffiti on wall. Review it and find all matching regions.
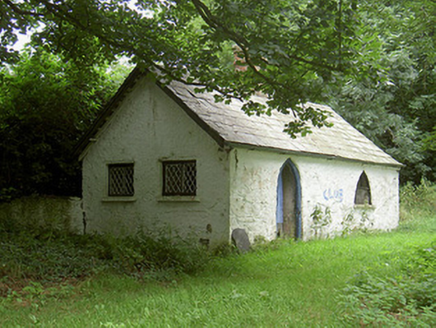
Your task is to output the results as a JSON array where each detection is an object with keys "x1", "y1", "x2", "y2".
[{"x1": 323, "y1": 188, "x2": 343, "y2": 202}]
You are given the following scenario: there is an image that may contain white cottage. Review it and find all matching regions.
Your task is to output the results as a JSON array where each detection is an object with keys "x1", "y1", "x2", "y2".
[{"x1": 76, "y1": 68, "x2": 401, "y2": 247}]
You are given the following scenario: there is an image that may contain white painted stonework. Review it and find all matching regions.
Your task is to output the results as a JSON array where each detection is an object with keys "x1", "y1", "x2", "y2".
[
  {"x1": 229, "y1": 148, "x2": 399, "y2": 242},
  {"x1": 80, "y1": 71, "x2": 401, "y2": 247},
  {"x1": 82, "y1": 77, "x2": 230, "y2": 247}
]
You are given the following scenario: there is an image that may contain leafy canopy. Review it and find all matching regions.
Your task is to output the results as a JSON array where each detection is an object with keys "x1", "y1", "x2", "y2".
[
  {"x1": 0, "y1": 48, "x2": 128, "y2": 199},
  {"x1": 2, "y1": 0, "x2": 436, "y2": 185},
  {"x1": 2, "y1": 0, "x2": 371, "y2": 136},
  {"x1": 328, "y1": 0, "x2": 436, "y2": 183}
]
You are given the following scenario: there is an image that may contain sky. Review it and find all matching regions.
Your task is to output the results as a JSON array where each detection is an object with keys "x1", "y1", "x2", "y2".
[
  {"x1": 11, "y1": 0, "x2": 150, "y2": 52},
  {"x1": 13, "y1": 33, "x2": 32, "y2": 51}
]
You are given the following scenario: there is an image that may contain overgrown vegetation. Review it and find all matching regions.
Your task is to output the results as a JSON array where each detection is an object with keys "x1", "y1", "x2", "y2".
[
  {"x1": 340, "y1": 239, "x2": 436, "y2": 327},
  {"x1": 0, "y1": 182, "x2": 435, "y2": 327},
  {"x1": 400, "y1": 179, "x2": 436, "y2": 222},
  {"x1": 0, "y1": 229, "x2": 211, "y2": 300},
  {"x1": 0, "y1": 49, "x2": 129, "y2": 200},
  {"x1": 340, "y1": 181, "x2": 436, "y2": 327},
  {"x1": 310, "y1": 204, "x2": 332, "y2": 238}
]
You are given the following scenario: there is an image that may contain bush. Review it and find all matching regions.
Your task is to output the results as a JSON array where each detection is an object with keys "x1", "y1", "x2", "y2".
[
  {"x1": 0, "y1": 232, "x2": 110, "y2": 286},
  {"x1": 109, "y1": 230, "x2": 211, "y2": 277},
  {"x1": 400, "y1": 180, "x2": 436, "y2": 222},
  {"x1": 0, "y1": 229, "x2": 211, "y2": 298},
  {"x1": 339, "y1": 184, "x2": 436, "y2": 326},
  {"x1": 340, "y1": 239, "x2": 436, "y2": 327},
  {"x1": 0, "y1": 50, "x2": 128, "y2": 200}
]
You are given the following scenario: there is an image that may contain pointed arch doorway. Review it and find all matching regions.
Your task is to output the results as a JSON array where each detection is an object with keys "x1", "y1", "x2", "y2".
[{"x1": 276, "y1": 159, "x2": 302, "y2": 239}]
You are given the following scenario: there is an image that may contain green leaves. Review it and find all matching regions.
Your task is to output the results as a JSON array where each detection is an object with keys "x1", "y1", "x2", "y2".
[
  {"x1": 1, "y1": 0, "x2": 372, "y2": 136},
  {"x1": 340, "y1": 238, "x2": 436, "y2": 327},
  {"x1": 0, "y1": 48, "x2": 127, "y2": 198},
  {"x1": 2, "y1": 0, "x2": 436, "y2": 184},
  {"x1": 327, "y1": 0, "x2": 436, "y2": 183}
]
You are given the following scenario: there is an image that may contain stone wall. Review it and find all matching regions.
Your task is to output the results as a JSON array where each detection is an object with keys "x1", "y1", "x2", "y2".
[{"x1": 0, "y1": 196, "x2": 83, "y2": 233}]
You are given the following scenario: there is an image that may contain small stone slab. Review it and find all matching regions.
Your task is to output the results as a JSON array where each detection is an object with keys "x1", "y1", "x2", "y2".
[{"x1": 231, "y1": 228, "x2": 251, "y2": 253}]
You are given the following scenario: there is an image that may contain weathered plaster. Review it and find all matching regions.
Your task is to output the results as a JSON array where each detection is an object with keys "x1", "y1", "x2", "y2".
[
  {"x1": 229, "y1": 147, "x2": 399, "y2": 242},
  {"x1": 81, "y1": 74, "x2": 400, "y2": 247},
  {"x1": 82, "y1": 76, "x2": 230, "y2": 247},
  {"x1": 0, "y1": 196, "x2": 83, "y2": 233}
]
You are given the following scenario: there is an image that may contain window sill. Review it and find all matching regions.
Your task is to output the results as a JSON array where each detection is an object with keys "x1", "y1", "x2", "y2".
[
  {"x1": 102, "y1": 197, "x2": 137, "y2": 203},
  {"x1": 354, "y1": 204, "x2": 375, "y2": 210},
  {"x1": 157, "y1": 196, "x2": 200, "y2": 203}
]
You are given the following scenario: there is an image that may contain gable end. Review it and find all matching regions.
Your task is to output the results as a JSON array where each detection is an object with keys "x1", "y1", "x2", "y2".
[
  {"x1": 75, "y1": 68, "x2": 228, "y2": 160},
  {"x1": 156, "y1": 83, "x2": 226, "y2": 149}
]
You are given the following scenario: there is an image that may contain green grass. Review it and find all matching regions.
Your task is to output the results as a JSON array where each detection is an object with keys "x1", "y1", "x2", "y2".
[
  {"x1": 1, "y1": 183, "x2": 435, "y2": 327},
  {"x1": 1, "y1": 221, "x2": 435, "y2": 327}
]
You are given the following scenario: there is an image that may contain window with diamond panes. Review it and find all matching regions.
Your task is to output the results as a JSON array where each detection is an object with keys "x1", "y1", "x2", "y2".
[
  {"x1": 162, "y1": 161, "x2": 196, "y2": 196},
  {"x1": 108, "y1": 164, "x2": 134, "y2": 196}
]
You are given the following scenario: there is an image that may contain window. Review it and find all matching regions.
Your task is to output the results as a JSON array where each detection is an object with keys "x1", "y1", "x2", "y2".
[
  {"x1": 108, "y1": 163, "x2": 134, "y2": 196},
  {"x1": 162, "y1": 160, "x2": 196, "y2": 196},
  {"x1": 354, "y1": 172, "x2": 371, "y2": 205}
]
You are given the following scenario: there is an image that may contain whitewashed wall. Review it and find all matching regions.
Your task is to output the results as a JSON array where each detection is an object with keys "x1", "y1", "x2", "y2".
[
  {"x1": 81, "y1": 76, "x2": 230, "y2": 247},
  {"x1": 229, "y1": 147, "x2": 400, "y2": 242},
  {"x1": 81, "y1": 75, "x2": 400, "y2": 247}
]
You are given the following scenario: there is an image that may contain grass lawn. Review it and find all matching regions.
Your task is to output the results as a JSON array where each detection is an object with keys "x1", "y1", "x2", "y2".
[{"x1": 1, "y1": 212, "x2": 435, "y2": 328}]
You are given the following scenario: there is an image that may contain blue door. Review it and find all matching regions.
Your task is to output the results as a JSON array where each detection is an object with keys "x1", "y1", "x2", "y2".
[{"x1": 276, "y1": 160, "x2": 301, "y2": 238}]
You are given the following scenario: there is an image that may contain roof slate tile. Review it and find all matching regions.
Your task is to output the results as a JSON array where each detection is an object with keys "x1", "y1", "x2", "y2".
[{"x1": 167, "y1": 80, "x2": 401, "y2": 167}]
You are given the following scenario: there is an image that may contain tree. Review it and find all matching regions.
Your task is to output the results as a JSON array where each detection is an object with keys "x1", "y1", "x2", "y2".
[
  {"x1": 0, "y1": 48, "x2": 128, "y2": 199},
  {"x1": 328, "y1": 1, "x2": 436, "y2": 183},
  {"x1": 2, "y1": 0, "x2": 436, "y2": 185},
  {"x1": 1, "y1": 0, "x2": 370, "y2": 137}
]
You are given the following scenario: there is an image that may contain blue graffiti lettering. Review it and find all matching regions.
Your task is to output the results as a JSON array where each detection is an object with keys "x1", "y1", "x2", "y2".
[{"x1": 323, "y1": 188, "x2": 343, "y2": 202}]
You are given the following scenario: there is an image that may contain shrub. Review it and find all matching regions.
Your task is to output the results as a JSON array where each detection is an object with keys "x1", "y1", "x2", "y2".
[
  {"x1": 400, "y1": 180, "x2": 436, "y2": 222},
  {"x1": 0, "y1": 229, "x2": 211, "y2": 298},
  {"x1": 109, "y1": 230, "x2": 211, "y2": 276},
  {"x1": 310, "y1": 204, "x2": 332, "y2": 238},
  {"x1": 340, "y1": 239, "x2": 436, "y2": 327},
  {"x1": 0, "y1": 231, "x2": 110, "y2": 285}
]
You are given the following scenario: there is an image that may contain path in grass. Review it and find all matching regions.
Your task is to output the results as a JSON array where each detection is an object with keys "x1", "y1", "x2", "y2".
[{"x1": 1, "y1": 218, "x2": 435, "y2": 327}]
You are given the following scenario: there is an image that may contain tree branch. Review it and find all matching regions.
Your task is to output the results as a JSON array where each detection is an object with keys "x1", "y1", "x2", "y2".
[{"x1": 3, "y1": 0, "x2": 44, "y2": 18}]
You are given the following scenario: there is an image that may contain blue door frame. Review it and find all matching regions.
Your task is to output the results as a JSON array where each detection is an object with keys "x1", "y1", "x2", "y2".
[{"x1": 276, "y1": 159, "x2": 302, "y2": 239}]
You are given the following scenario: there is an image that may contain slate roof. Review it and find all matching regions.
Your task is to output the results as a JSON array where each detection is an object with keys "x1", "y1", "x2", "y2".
[
  {"x1": 76, "y1": 68, "x2": 401, "y2": 167},
  {"x1": 166, "y1": 80, "x2": 401, "y2": 167}
]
